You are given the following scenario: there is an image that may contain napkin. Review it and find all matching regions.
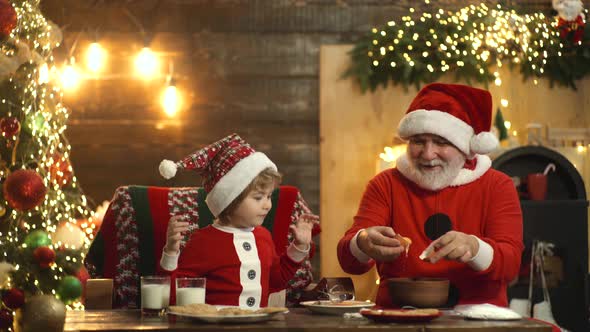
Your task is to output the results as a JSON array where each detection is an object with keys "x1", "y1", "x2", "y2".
[{"x1": 454, "y1": 303, "x2": 522, "y2": 320}]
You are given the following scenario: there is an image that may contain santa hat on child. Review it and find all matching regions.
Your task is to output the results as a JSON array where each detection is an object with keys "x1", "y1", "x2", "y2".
[
  {"x1": 398, "y1": 83, "x2": 498, "y2": 157},
  {"x1": 158, "y1": 133, "x2": 277, "y2": 217}
]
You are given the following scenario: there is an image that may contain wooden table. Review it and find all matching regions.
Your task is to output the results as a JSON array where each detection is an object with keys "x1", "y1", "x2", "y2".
[{"x1": 65, "y1": 309, "x2": 552, "y2": 332}]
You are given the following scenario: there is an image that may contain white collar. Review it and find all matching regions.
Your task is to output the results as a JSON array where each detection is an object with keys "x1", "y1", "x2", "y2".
[
  {"x1": 212, "y1": 223, "x2": 255, "y2": 234},
  {"x1": 396, "y1": 154, "x2": 491, "y2": 189}
]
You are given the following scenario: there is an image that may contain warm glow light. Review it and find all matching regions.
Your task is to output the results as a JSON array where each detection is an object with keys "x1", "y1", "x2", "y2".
[
  {"x1": 379, "y1": 144, "x2": 407, "y2": 165},
  {"x1": 60, "y1": 58, "x2": 80, "y2": 91},
  {"x1": 38, "y1": 63, "x2": 49, "y2": 84},
  {"x1": 504, "y1": 121, "x2": 511, "y2": 129},
  {"x1": 135, "y1": 47, "x2": 159, "y2": 79},
  {"x1": 86, "y1": 42, "x2": 106, "y2": 73},
  {"x1": 162, "y1": 83, "x2": 180, "y2": 117},
  {"x1": 500, "y1": 99, "x2": 509, "y2": 107}
]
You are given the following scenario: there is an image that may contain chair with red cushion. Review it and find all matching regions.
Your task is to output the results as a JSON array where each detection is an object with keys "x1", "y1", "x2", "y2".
[{"x1": 85, "y1": 185, "x2": 320, "y2": 308}]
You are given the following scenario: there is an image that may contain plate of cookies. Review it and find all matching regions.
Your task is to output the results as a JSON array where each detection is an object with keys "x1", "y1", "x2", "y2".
[{"x1": 168, "y1": 303, "x2": 289, "y2": 323}]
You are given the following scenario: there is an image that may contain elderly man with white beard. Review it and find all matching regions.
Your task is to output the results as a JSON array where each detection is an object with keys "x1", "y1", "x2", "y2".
[{"x1": 337, "y1": 83, "x2": 524, "y2": 308}]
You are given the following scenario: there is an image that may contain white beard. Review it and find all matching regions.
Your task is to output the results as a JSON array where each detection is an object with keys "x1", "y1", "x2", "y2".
[
  {"x1": 401, "y1": 152, "x2": 466, "y2": 191},
  {"x1": 553, "y1": 0, "x2": 584, "y2": 21}
]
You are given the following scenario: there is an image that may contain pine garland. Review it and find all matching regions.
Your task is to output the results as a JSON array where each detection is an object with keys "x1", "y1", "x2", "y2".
[{"x1": 344, "y1": 3, "x2": 590, "y2": 92}]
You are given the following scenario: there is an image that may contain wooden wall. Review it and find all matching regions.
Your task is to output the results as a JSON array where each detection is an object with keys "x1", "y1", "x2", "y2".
[
  {"x1": 40, "y1": 0, "x2": 555, "y2": 209},
  {"x1": 39, "y1": 0, "x2": 557, "y2": 277}
]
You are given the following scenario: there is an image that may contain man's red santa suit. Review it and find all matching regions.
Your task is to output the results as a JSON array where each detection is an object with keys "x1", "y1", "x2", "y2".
[{"x1": 337, "y1": 83, "x2": 524, "y2": 307}]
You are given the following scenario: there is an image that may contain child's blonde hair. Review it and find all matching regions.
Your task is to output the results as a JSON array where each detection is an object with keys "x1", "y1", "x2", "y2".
[{"x1": 218, "y1": 167, "x2": 282, "y2": 221}]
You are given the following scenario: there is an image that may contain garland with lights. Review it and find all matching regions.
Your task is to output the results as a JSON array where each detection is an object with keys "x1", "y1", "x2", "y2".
[
  {"x1": 0, "y1": 0, "x2": 98, "y2": 329},
  {"x1": 344, "y1": 2, "x2": 589, "y2": 92}
]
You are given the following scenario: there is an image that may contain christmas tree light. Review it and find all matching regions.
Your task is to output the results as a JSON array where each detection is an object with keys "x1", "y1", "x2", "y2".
[{"x1": 0, "y1": 0, "x2": 95, "y2": 328}]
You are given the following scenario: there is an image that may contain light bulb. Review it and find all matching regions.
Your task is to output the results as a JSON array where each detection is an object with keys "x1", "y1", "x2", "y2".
[
  {"x1": 162, "y1": 82, "x2": 180, "y2": 117},
  {"x1": 135, "y1": 47, "x2": 159, "y2": 79},
  {"x1": 61, "y1": 58, "x2": 80, "y2": 91},
  {"x1": 86, "y1": 42, "x2": 106, "y2": 73}
]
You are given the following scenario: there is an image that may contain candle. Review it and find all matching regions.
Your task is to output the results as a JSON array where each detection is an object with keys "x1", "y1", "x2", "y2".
[{"x1": 176, "y1": 287, "x2": 206, "y2": 306}]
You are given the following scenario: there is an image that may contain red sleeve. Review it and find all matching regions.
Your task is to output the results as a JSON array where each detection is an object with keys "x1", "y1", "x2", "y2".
[
  {"x1": 337, "y1": 172, "x2": 392, "y2": 274},
  {"x1": 475, "y1": 172, "x2": 524, "y2": 281}
]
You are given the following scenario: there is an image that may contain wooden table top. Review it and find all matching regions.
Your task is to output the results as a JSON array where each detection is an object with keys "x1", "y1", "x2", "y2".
[{"x1": 65, "y1": 308, "x2": 553, "y2": 332}]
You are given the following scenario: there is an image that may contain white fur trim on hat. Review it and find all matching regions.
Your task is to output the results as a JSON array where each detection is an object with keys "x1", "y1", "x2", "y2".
[
  {"x1": 159, "y1": 159, "x2": 178, "y2": 179},
  {"x1": 470, "y1": 132, "x2": 499, "y2": 155},
  {"x1": 206, "y1": 152, "x2": 277, "y2": 217},
  {"x1": 398, "y1": 109, "x2": 474, "y2": 155}
]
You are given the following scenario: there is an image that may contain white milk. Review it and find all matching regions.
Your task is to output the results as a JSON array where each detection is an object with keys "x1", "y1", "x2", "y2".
[
  {"x1": 141, "y1": 284, "x2": 170, "y2": 309},
  {"x1": 176, "y1": 287, "x2": 206, "y2": 306}
]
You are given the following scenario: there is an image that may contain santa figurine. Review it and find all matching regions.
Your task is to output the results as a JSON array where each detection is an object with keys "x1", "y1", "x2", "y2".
[{"x1": 553, "y1": 0, "x2": 586, "y2": 44}]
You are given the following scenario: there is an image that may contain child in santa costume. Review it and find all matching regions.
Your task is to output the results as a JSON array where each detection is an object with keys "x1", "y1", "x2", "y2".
[
  {"x1": 158, "y1": 133, "x2": 316, "y2": 308},
  {"x1": 337, "y1": 83, "x2": 524, "y2": 308}
]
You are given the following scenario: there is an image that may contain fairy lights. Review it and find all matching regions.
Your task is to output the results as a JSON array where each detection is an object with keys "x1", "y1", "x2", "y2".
[
  {"x1": 1, "y1": 0, "x2": 96, "y2": 313},
  {"x1": 345, "y1": 2, "x2": 586, "y2": 92}
]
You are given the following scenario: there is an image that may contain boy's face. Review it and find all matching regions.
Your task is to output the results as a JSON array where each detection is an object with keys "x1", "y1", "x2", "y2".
[{"x1": 226, "y1": 186, "x2": 273, "y2": 228}]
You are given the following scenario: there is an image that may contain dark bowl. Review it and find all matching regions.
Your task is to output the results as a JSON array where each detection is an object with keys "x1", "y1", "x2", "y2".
[{"x1": 387, "y1": 277, "x2": 449, "y2": 308}]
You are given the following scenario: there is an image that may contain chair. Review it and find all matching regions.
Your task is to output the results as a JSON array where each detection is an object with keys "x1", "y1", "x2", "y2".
[{"x1": 84, "y1": 185, "x2": 320, "y2": 308}]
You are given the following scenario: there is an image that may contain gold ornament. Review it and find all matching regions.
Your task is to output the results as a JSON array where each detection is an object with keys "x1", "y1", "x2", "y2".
[
  {"x1": 0, "y1": 203, "x2": 6, "y2": 217},
  {"x1": 13, "y1": 295, "x2": 65, "y2": 332}
]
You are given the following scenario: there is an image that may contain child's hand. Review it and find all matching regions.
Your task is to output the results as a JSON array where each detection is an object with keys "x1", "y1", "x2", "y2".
[
  {"x1": 290, "y1": 214, "x2": 318, "y2": 249},
  {"x1": 164, "y1": 215, "x2": 190, "y2": 255}
]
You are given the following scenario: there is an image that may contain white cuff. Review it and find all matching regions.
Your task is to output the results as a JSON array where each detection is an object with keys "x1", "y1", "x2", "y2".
[
  {"x1": 467, "y1": 236, "x2": 494, "y2": 271},
  {"x1": 286, "y1": 242, "x2": 310, "y2": 263},
  {"x1": 160, "y1": 249, "x2": 180, "y2": 271},
  {"x1": 349, "y1": 229, "x2": 373, "y2": 264}
]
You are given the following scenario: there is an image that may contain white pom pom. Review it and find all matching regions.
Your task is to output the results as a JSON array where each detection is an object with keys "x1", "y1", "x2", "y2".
[
  {"x1": 470, "y1": 132, "x2": 499, "y2": 155},
  {"x1": 159, "y1": 159, "x2": 178, "y2": 179}
]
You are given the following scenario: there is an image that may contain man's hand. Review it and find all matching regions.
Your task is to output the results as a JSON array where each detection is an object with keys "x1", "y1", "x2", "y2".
[
  {"x1": 290, "y1": 213, "x2": 318, "y2": 249},
  {"x1": 164, "y1": 215, "x2": 190, "y2": 255},
  {"x1": 422, "y1": 231, "x2": 479, "y2": 264},
  {"x1": 356, "y1": 226, "x2": 405, "y2": 262}
]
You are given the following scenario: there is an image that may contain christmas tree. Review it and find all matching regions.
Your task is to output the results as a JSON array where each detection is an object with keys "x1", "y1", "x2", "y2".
[
  {"x1": 494, "y1": 108, "x2": 509, "y2": 142},
  {"x1": 0, "y1": 0, "x2": 94, "y2": 329}
]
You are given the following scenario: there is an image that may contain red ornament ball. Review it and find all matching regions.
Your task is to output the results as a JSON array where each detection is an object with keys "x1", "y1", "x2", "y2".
[
  {"x1": 0, "y1": 0, "x2": 17, "y2": 39},
  {"x1": 3, "y1": 169, "x2": 47, "y2": 211},
  {"x1": 75, "y1": 266, "x2": 89, "y2": 285},
  {"x1": 33, "y1": 246, "x2": 56, "y2": 269},
  {"x1": 0, "y1": 117, "x2": 20, "y2": 138},
  {"x1": 2, "y1": 288, "x2": 25, "y2": 309},
  {"x1": 47, "y1": 153, "x2": 72, "y2": 187},
  {"x1": 0, "y1": 309, "x2": 13, "y2": 329}
]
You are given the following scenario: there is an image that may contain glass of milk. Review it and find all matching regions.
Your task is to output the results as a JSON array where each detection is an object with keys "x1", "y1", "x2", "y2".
[
  {"x1": 140, "y1": 276, "x2": 171, "y2": 315},
  {"x1": 175, "y1": 277, "x2": 206, "y2": 306}
]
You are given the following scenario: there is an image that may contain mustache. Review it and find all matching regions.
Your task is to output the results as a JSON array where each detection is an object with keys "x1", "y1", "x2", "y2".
[{"x1": 418, "y1": 159, "x2": 446, "y2": 167}]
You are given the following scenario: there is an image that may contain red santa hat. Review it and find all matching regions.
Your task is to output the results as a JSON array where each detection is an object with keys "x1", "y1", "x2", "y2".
[
  {"x1": 398, "y1": 83, "x2": 498, "y2": 157},
  {"x1": 158, "y1": 133, "x2": 277, "y2": 217}
]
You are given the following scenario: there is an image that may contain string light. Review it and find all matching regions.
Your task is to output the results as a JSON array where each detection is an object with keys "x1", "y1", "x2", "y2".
[
  {"x1": 351, "y1": 3, "x2": 568, "y2": 92},
  {"x1": 60, "y1": 57, "x2": 80, "y2": 91},
  {"x1": 135, "y1": 47, "x2": 159, "y2": 79},
  {"x1": 86, "y1": 42, "x2": 106, "y2": 73},
  {"x1": 162, "y1": 77, "x2": 180, "y2": 117},
  {"x1": 1, "y1": 0, "x2": 96, "y2": 311}
]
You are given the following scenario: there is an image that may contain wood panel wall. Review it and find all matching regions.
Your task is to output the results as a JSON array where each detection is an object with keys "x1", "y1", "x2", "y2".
[{"x1": 40, "y1": 0, "x2": 556, "y2": 278}]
